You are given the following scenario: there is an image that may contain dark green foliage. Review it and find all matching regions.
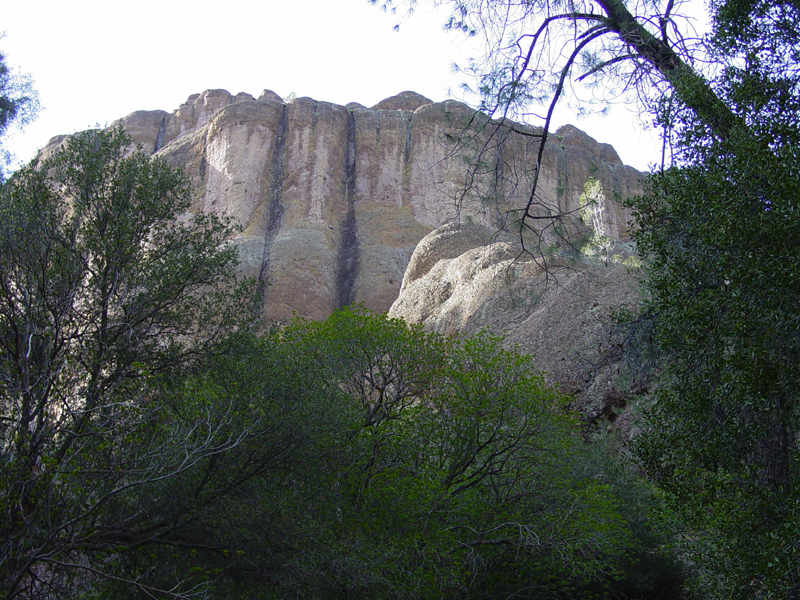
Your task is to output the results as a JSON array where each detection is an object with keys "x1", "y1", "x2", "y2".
[
  {"x1": 629, "y1": 136, "x2": 800, "y2": 598},
  {"x1": 627, "y1": 4, "x2": 800, "y2": 593},
  {"x1": 196, "y1": 307, "x2": 685, "y2": 600},
  {"x1": 0, "y1": 128, "x2": 257, "y2": 600},
  {"x1": 96, "y1": 308, "x2": 683, "y2": 600}
]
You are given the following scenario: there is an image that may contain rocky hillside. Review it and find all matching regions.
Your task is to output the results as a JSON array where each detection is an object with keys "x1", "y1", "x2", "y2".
[{"x1": 42, "y1": 89, "x2": 646, "y2": 415}]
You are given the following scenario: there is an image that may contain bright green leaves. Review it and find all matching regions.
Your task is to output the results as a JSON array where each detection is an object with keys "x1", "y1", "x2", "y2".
[
  {"x1": 266, "y1": 307, "x2": 674, "y2": 600},
  {"x1": 281, "y1": 306, "x2": 442, "y2": 430}
]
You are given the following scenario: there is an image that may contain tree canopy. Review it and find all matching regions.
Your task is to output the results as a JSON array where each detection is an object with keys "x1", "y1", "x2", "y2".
[
  {"x1": 0, "y1": 128, "x2": 262, "y2": 599},
  {"x1": 0, "y1": 43, "x2": 38, "y2": 179},
  {"x1": 625, "y1": 3, "x2": 800, "y2": 596}
]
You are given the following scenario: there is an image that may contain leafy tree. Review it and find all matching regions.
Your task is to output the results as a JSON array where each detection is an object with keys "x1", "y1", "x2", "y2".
[
  {"x1": 0, "y1": 127, "x2": 271, "y2": 599},
  {"x1": 56, "y1": 304, "x2": 682, "y2": 600},
  {"x1": 629, "y1": 110, "x2": 800, "y2": 599},
  {"x1": 78, "y1": 329, "x2": 345, "y2": 600},
  {"x1": 620, "y1": 2, "x2": 800, "y2": 598},
  {"x1": 374, "y1": 2, "x2": 800, "y2": 596},
  {"x1": 0, "y1": 41, "x2": 38, "y2": 178},
  {"x1": 268, "y1": 307, "x2": 683, "y2": 600},
  {"x1": 0, "y1": 45, "x2": 36, "y2": 138}
]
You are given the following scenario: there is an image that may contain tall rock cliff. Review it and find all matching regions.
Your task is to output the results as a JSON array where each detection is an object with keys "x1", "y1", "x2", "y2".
[{"x1": 42, "y1": 89, "x2": 643, "y2": 325}]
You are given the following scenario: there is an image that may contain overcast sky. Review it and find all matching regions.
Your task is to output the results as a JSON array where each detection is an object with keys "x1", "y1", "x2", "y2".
[{"x1": 3, "y1": 0, "x2": 666, "y2": 171}]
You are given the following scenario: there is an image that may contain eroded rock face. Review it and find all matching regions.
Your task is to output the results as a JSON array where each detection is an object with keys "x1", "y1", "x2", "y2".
[
  {"x1": 40, "y1": 89, "x2": 644, "y2": 324},
  {"x1": 388, "y1": 223, "x2": 642, "y2": 421}
]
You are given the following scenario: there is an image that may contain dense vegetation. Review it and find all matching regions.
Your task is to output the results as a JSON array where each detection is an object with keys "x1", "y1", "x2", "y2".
[
  {"x1": 626, "y1": 3, "x2": 800, "y2": 596},
  {"x1": 378, "y1": 1, "x2": 800, "y2": 597}
]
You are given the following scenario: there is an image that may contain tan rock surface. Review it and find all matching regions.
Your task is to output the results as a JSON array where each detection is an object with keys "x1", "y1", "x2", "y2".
[
  {"x1": 389, "y1": 223, "x2": 642, "y2": 419},
  {"x1": 39, "y1": 89, "x2": 644, "y2": 325}
]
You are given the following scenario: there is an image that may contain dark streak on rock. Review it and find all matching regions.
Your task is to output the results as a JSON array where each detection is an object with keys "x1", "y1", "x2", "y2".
[
  {"x1": 557, "y1": 144, "x2": 569, "y2": 211},
  {"x1": 335, "y1": 110, "x2": 360, "y2": 309},
  {"x1": 256, "y1": 103, "x2": 289, "y2": 311},
  {"x1": 403, "y1": 114, "x2": 413, "y2": 164},
  {"x1": 153, "y1": 116, "x2": 166, "y2": 153},
  {"x1": 494, "y1": 133, "x2": 506, "y2": 204},
  {"x1": 199, "y1": 138, "x2": 207, "y2": 180},
  {"x1": 311, "y1": 102, "x2": 319, "y2": 135}
]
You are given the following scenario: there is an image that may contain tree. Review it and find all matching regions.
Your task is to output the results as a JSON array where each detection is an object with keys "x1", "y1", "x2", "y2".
[
  {"x1": 60, "y1": 304, "x2": 683, "y2": 600},
  {"x1": 630, "y1": 149, "x2": 800, "y2": 598},
  {"x1": 0, "y1": 127, "x2": 273, "y2": 600},
  {"x1": 369, "y1": 0, "x2": 777, "y2": 260},
  {"x1": 0, "y1": 42, "x2": 38, "y2": 179},
  {"x1": 77, "y1": 329, "x2": 343, "y2": 600},
  {"x1": 269, "y1": 307, "x2": 683, "y2": 600},
  {"x1": 627, "y1": 30, "x2": 800, "y2": 600},
  {"x1": 0, "y1": 44, "x2": 36, "y2": 137},
  {"x1": 614, "y1": 2, "x2": 800, "y2": 598}
]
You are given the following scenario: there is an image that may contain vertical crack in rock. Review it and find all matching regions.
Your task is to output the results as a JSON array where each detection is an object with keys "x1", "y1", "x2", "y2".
[
  {"x1": 403, "y1": 114, "x2": 413, "y2": 165},
  {"x1": 153, "y1": 116, "x2": 167, "y2": 153},
  {"x1": 256, "y1": 103, "x2": 288, "y2": 309},
  {"x1": 494, "y1": 133, "x2": 506, "y2": 204},
  {"x1": 402, "y1": 113, "x2": 414, "y2": 193},
  {"x1": 310, "y1": 102, "x2": 318, "y2": 155},
  {"x1": 557, "y1": 144, "x2": 569, "y2": 212},
  {"x1": 335, "y1": 111, "x2": 360, "y2": 309},
  {"x1": 311, "y1": 102, "x2": 319, "y2": 135},
  {"x1": 199, "y1": 138, "x2": 207, "y2": 180}
]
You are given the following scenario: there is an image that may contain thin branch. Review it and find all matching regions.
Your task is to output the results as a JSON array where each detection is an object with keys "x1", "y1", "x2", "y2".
[
  {"x1": 576, "y1": 53, "x2": 638, "y2": 82},
  {"x1": 523, "y1": 27, "x2": 609, "y2": 223}
]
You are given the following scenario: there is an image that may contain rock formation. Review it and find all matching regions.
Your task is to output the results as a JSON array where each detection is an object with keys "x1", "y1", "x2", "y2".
[
  {"x1": 41, "y1": 89, "x2": 643, "y2": 326},
  {"x1": 388, "y1": 222, "x2": 642, "y2": 421},
  {"x1": 41, "y1": 89, "x2": 646, "y2": 416}
]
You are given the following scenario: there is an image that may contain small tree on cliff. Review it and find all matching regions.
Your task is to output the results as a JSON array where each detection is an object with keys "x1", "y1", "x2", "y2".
[{"x1": 0, "y1": 128, "x2": 267, "y2": 599}]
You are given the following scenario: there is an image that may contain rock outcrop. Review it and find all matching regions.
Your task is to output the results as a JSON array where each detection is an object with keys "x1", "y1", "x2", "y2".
[
  {"x1": 388, "y1": 223, "x2": 642, "y2": 421},
  {"x1": 41, "y1": 89, "x2": 643, "y2": 324}
]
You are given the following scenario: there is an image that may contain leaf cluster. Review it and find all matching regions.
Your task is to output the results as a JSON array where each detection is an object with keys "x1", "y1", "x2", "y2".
[
  {"x1": 194, "y1": 307, "x2": 685, "y2": 600},
  {"x1": 0, "y1": 43, "x2": 38, "y2": 179}
]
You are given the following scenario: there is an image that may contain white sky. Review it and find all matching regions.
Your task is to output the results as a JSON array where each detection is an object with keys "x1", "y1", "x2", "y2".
[{"x1": 3, "y1": 0, "x2": 666, "y2": 172}]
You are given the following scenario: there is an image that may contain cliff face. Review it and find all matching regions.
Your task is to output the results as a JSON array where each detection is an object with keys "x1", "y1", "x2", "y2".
[{"x1": 41, "y1": 89, "x2": 643, "y2": 323}]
